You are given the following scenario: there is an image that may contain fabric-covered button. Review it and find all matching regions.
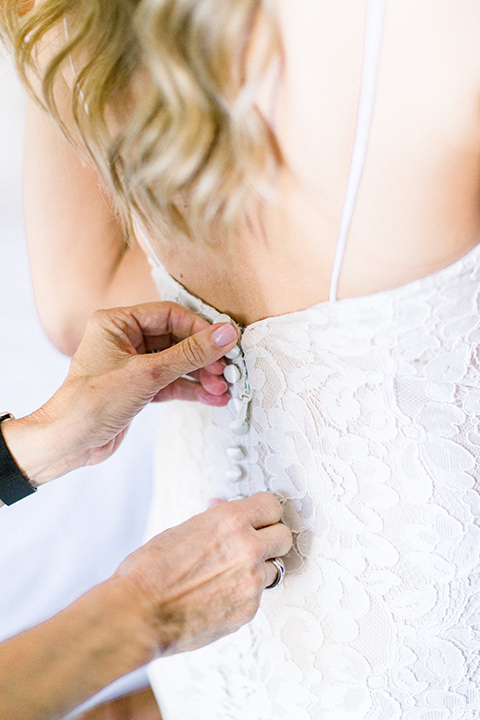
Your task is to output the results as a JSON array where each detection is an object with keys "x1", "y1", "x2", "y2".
[
  {"x1": 224, "y1": 364, "x2": 242, "y2": 384},
  {"x1": 229, "y1": 419, "x2": 249, "y2": 435},
  {"x1": 227, "y1": 446, "x2": 244, "y2": 461},
  {"x1": 225, "y1": 345, "x2": 242, "y2": 360},
  {"x1": 228, "y1": 397, "x2": 243, "y2": 414},
  {"x1": 226, "y1": 466, "x2": 243, "y2": 482},
  {"x1": 215, "y1": 313, "x2": 233, "y2": 324}
]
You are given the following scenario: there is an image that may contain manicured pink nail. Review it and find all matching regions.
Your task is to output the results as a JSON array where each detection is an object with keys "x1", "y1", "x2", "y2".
[{"x1": 212, "y1": 323, "x2": 238, "y2": 347}]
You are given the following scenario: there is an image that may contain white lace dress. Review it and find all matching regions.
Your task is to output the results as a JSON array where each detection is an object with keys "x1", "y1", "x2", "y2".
[
  {"x1": 144, "y1": 2, "x2": 480, "y2": 717},
  {"x1": 145, "y1": 244, "x2": 480, "y2": 720}
]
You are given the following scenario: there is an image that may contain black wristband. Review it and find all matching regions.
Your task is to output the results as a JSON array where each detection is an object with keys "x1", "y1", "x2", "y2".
[{"x1": 0, "y1": 414, "x2": 37, "y2": 506}]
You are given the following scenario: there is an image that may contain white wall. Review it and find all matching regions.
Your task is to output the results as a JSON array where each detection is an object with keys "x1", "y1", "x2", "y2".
[{"x1": 0, "y1": 52, "x2": 157, "y2": 714}]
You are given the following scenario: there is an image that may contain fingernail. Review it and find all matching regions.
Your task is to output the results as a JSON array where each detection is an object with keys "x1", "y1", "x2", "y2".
[
  {"x1": 208, "y1": 497, "x2": 226, "y2": 507},
  {"x1": 199, "y1": 392, "x2": 231, "y2": 406},
  {"x1": 212, "y1": 323, "x2": 238, "y2": 347}
]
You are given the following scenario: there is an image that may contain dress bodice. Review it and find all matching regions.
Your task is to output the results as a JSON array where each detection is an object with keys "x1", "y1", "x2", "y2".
[{"x1": 146, "y1": 242, "x2": 480, "y2": 719}]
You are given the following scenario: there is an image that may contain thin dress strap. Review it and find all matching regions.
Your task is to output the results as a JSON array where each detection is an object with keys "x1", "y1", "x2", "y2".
[
  {"x1": 329, "y1": 0, "x2": 386, "y2": 302},
  {"x1": 68, "y1": 7, "x2": 385, "y2": 294},
  {"x1": 133, "y1": 217, "x2": 163, "y2": 265}
]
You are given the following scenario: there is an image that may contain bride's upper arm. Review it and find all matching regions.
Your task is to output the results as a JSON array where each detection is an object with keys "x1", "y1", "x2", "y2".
[
  {"x1": 7, "y1": 2, "x2": 159, "y2": 355},
  {"x1": 23, "y1": 81, "x2": 159, "y2": 356}
]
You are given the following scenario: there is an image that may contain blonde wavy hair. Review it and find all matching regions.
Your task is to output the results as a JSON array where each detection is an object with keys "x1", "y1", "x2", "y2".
[{"x1": 1, "y1": 0, "x2": 282, "y2": 241}]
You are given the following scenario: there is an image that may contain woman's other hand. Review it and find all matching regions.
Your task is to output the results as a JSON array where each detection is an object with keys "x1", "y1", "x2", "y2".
[
  {"x1": 2, "y1": 301, "x2": 238, "y2": 486},
  {"x1": 113, "y1": 492, "x2": 293, "y2": 657}
]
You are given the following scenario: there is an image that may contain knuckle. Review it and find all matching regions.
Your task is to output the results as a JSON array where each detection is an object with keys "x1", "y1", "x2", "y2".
[
  {"x1": 213, "y1": 502, "x2": 242, "y2": 531},
  {"x1": 163, "y1": 301, "x2": 176, "y2": 314},
  {"x1": 88, "y1": 308, "x2": 108, "y2": 327},
  {"x1": 254, "y1": 492, "x2": 283, "y2": 522},
  {"x1": 237, "y1": 567, "x2": 262, "y2": 601},
  {"x1": 250, "y1": 565, "x2": 265, "y2": 593},
  {"x1": 236, "y1": 534, "x2": 263, "y2": 566},
  {"x1": 276, "y1": 524, "x2": 293, "y2": 554},
  {"x1": 181, "y1": 334, "x2": 208, "y2": 368},
  {"x1": 205, "y1": 508, "x2": 242, "y2": 553}
]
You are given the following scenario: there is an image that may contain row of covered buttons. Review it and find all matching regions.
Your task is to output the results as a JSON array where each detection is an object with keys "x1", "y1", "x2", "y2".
[{"x1": 215, "y1": 314, "x2": 251, "y2": 492}]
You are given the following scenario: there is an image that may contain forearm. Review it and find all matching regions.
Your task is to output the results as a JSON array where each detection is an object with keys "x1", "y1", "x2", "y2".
[
  {"x1": 0, "y1": 409, "x2": 81, "y2": 506},
  {"x1": 0, "y1": 580, "x2": 155, "y2": 720}
]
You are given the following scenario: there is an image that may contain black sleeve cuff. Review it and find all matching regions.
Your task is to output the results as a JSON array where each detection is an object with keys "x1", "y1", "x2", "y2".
[{"x1": 0, "y1": 415, "x2": 37, "y2": 506}]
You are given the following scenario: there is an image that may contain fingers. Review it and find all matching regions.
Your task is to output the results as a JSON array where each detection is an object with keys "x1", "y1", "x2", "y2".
[
  {"x1": 114, "y1": 302, "x2": 235, "y2": 352},
  {"x1": 89, "y1": 302, "x2": 233, "y2": 353},
  {"x1": 119, "y1": 302, "x2": 213, "y2": 348},
  {"x1": 256, "y1": 522, "x2": 293, "y2": 562},
  {"x1": 197, "y1": 367, "x2": 228, "y2": 395},
  {"x1": 185, "y1": 366, "x2": 228, "y2": 401},
  {"x1": 201, "y1": 358, "x2": 228, "y2": 376},
  {"x1": 213, "y1": 495, "x2": 291, "y2": 593},
  {"x1": 82, "y1": 303, "x2": 238, "y2": 397},
  {"x1": 152, "y1": 378, "x2": 230, "y2": 406},
  {"x1": 189, "y1": 359, "x2": 228, "y2": 385},
  {"x1": 139, "y1": 321, "x2": 238, "y2": 390},
  {"x1": 226, "y1": 493, "x2": 293, "y2": 590},
  {"x1": 227, "y1": 492, "x2": 284, "y2": 529}
]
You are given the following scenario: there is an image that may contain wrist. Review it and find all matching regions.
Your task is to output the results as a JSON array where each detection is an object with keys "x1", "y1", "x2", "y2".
[
  {"x1": 1, "y1": 405, "x2": 80, "y2": 486},
  {"x1": 72, "y1": 578, "x2": 158, "y2": 680},
  {"x1": 111, "y1": 556, "x2": 196, "y2": 659},
  {"x1": 0, "y1": 414, "x2": 37, "y2": 506}
]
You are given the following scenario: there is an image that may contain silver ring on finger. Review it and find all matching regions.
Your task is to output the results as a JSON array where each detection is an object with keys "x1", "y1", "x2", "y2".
[{"x1": 265, "y1": 557, "x2": 285, "y2": 589}]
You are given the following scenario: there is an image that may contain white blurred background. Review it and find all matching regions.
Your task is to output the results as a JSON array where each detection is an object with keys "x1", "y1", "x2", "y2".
[{"x1": 0, "y1": 52, "x2": 157, "y2": 714}]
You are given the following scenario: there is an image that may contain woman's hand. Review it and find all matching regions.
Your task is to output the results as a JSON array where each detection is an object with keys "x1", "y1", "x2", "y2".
[
  {"x1": 0, "y1": 495, "x2": 291, "y2": 720},
  {"x1": 2, "y1": 301, "x2": 238, "y2": 486},
  {"x1": 113, "y1": 493, "x2": 293, "y2": 657}
]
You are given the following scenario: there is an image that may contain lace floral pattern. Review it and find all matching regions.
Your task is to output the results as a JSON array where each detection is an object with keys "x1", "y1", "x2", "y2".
[{"x1": 146, "y1": 244, "x2": 480, "y2": 719}]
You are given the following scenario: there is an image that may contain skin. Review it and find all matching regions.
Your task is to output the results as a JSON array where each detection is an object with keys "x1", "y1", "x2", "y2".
[{"x1": 76, "y1": 687, "x2": 163, "y2": 720}]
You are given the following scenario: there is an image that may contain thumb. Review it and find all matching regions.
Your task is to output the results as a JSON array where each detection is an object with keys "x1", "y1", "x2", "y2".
[{"x1": 143, "y1": 322, "x2": 239, "y2": 389}]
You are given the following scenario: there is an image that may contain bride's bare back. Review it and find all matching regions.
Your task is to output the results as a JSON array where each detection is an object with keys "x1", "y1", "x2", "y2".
[
  {"x1": 17, "y1": 0, "x2": 480, "y2": 354},
  {"x1": 154, "y1": 0, "x2": 480, "y2": 326}
]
